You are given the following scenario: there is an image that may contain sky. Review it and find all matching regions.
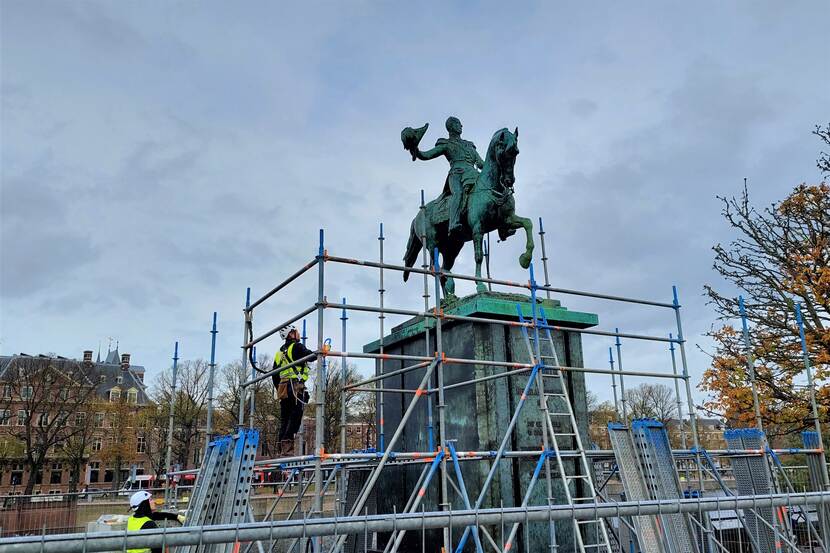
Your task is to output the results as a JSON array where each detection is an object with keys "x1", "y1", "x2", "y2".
[{"x1": 2, "y1": 2, "x2": 828, "y2": 411}]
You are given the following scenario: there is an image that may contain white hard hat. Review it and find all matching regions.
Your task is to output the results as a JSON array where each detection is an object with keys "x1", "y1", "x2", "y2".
[
  {"x1": 130, "y1": 490, "x2": 152, "y2": 509},
  {"x1": 279, "y1": 325, "x2": 298, "y2": 340}
]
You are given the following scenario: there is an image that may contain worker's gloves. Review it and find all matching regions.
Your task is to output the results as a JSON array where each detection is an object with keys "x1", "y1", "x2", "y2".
[{"x1": 177, "y1": 515, "x2": 186, "y2": 525}]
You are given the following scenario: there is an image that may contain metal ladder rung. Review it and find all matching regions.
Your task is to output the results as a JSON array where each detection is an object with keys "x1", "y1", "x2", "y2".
[{"x1": 565, "y1": 474, "x2": 591, "y2": 480}]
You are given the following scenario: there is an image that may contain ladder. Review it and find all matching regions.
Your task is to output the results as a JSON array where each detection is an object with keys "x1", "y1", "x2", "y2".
[
  {"x1": 178, "y1": 429, "x2": 260, "y2": 553},
  {"x1": 519, "y1": 305, "x2": 613, "y2": 553}
]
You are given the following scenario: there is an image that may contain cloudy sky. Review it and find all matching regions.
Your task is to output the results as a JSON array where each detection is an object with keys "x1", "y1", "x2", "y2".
[{"x1": 2, "y1": 2, "x2": 827, "y2": 409}]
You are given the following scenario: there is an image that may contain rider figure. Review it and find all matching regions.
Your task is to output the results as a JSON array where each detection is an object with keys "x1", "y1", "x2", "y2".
[{"x1": 410, "y1": 116, "x2": 484, "y2": 237}]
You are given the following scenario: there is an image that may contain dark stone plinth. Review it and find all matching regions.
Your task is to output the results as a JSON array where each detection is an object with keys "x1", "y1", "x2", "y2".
[{"x1": 363, "y1": 291, "x2": 598, "y2": 552}]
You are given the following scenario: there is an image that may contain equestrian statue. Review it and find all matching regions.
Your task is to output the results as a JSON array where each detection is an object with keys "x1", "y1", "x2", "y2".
[{"x1": 401, "y1": 117, "x2": 534, "y2": 303}]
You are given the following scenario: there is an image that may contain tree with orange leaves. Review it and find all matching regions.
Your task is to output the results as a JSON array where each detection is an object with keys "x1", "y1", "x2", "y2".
[{"x1": 700, "y1": 124, "x2": 829, "y2": 447}]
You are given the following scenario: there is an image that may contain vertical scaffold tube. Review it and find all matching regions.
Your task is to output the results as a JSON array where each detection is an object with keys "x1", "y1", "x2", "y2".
[
  {"x1": 378, "y1": 222, "x2": 386, "y2": 452},
  {"x1": 239, "y1": 288, "x2": 251, "y2": 426},
  {"x1": 538, "y1": 217, "x2": 552, "y2": 300},
  {"x1": 205, "y1": 312, "x2": 218, "y2": 451},
  {"x1": 668, "y1": 334, "x2": 687, "y2": 450},
  {"x1": 340, "y1": 297, "x2": 348, "y2": 454},
  {"x1": 738, "y1": 295, "x2": 764, "y2": 433},
  {"x1": 673, "y1": 286, "x2": 709, "y2": 549},
  {"x1": 795, "y1": 303, "x2": 830, "y2": 491},
  {"x1": 609, "y1": 346, "x2": 619, "y2": 416},
  {"x1": 313, "y1": 229, "x2": 326, "y2": 546},
  {"x1": 164, "y1": 341, "x2": 179, "y2": 504},
  {"x1": 419, "y1": 191, "x2": 435, "y2": 451},
  {"x1": 432, "y1": 247, "x2": 451, "y2": 552},
  {"x1": 615, "y1": 329, "x2": 628, "y2": 421}
]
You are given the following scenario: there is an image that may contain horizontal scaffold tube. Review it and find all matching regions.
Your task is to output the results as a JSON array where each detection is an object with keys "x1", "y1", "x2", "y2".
[
  {"x1": 242, "y1": 353, "x2": 317, "y2": 388},
  {"x1": 325, "y1": 255, "x2": 675, "y2": 308},
  {"x1": 324, "y1": 300, "x2": 678, "y2": 344},
  {"x1": 245, "y1": 305, "x2": 317, "y2": 348},
  {"x1": 5, "y1": 492, "x2": 828, "y2": 553},
  {"x1": 246, "y1": 258, "x2": 318, "y2": 312}
]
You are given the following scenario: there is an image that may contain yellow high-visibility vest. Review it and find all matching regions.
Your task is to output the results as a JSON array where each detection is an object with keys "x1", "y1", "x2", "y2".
[
  {"x1": 275, "y1": 343, "x2": 309, "y2": 382},
  {"x1": 126, "y1": 515, "x2": 152, "y2": 553}
]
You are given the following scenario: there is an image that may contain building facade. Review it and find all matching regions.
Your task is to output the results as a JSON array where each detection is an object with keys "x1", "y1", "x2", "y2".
[{"x1": 0, "y1": 348, "x2": 152, "y2": 495}]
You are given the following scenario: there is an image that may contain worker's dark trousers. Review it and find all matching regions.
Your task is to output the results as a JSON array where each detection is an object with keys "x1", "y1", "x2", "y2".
[{"x1": 278, "y1": 385, "x2": 304, "y2": 442}]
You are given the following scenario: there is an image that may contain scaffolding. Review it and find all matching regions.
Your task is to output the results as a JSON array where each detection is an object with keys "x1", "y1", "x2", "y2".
[{"x1": 5, "y1": 219, "x2": 828, "y2": 553}]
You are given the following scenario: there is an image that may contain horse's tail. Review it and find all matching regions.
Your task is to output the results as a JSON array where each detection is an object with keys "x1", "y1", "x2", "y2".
[{"x1": 403, "y1": 217, "x2": 422, "y2": 282}]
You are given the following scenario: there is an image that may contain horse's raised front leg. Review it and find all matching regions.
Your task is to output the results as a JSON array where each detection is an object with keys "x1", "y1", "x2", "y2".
[
  {"x1": 504, "y1": 213, "x2": 534, "y2": 269},
  {"x1": 472, "y1": 230, "x2": 487, "y2": 293}
]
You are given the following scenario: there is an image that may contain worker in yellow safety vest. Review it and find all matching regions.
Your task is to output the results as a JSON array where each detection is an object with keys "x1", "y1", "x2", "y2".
[
  {"x1": 126, "y1": 490, "x2": 185, "y2": 553},
  {"x1": 273, "y1": 325, "x2": 314, "y2": 456}
]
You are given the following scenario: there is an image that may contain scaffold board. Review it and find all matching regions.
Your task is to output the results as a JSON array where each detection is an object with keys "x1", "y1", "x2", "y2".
[{"x1": 177, "y1": 429, "x2": 260, "y2": 553}]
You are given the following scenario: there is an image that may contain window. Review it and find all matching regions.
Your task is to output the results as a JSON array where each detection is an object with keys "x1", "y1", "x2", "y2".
[
  {"x1": 99, "y1": 375, "x2": 105, "y2": 383},
  {"x1": 136, "y1": 435, "x2": 146, "y2": 454},
  {"x1": 75, "y1": 412, "x2": 86, "y2": 427},
  {"x1": 50, "y1": 463, "x2": 62, "y2": 485},
  {"x1": 2, "y1": 385, "x2": 11, "y2": 399},
  {"x1": 37, "y1": 412, "x2": 49, "y2": 427},
  {"x1": 92, "y1": 437, "x2": 102, "y2": 452},
  {"x1": 94, "y1": 413, "x2": 105, "y2": 428},
  {"x1": 127, "y1": 389, "x2": 138, "y2": 404},
  {"x1": 109, "y1": 388, "x2": 120, "y2": 402},
  {"x1": 59, "y1": 389, "x2": 70, "y2": 401},
  {"x1": 89, "y1": 461, "x2": 99, "y2": 483},
  {"x1": 10, "y1": 462, "x2": 24, "y2": 486},
  {"x1": 116, "y1": 376, "x2": 123, "y2": 384},
  {"x1": 0, "y1": 410, "x2": 10, "y2": 426},
  {"x1": 21, "y1": 386, "x2": 33, "y2": 400},
  {"x1": 104, "y1": 468, "x2": 114, "y2": 483},
  {"x1": 17, "y1": 410, "x2": 27, "y2": 426}
]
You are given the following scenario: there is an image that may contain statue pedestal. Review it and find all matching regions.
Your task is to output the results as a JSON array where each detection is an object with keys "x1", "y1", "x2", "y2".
[{"x1": 363, "y1": 291, "x2": 599, "y2": 552}]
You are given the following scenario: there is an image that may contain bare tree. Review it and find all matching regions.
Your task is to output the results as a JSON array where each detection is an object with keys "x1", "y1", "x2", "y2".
[
  {"x1": 99, "y1": 397, "x2": 140, "y2": 489},
  {"x1": 60, "y1": 403, "x2": 98, "y2": 492},
  {"x1": 624, "y1": 383, "x2": 678, "y2": 426},
  {"x1": 0, "y1": 356, "x2": 98, "y2": 495},
  {"x1": 151, "y1": 359, "x2": 210, "y2": 469},
  {"x1": 700, "y1": 130, "x2": 829, "y2": 441},
  {"x1": 136, "y1": 403, "x2": 169, "y2": 478},
  {"x1": 216, "y1": 355, "x2": 281, "y2": 456},
  {"x1": 352, "y1": 388, "x2": 377, "y2": 450},
  {"x1": 318, "y1": 361, "x2": 364, "y2": 451},
  {"x1": 814, "y1": 123, "x2": 830, "y2": 176}
]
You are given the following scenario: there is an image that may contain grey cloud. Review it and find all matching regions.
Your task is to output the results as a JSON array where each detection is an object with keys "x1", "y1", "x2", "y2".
[{"x1": 569, "y1": 99, "x2": 598, "y2": 118}]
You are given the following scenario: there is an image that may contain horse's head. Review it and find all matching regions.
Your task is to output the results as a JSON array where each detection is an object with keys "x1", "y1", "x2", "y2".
[{"x1": 487, "y1": 127, "x2": 520, "y2": 188}]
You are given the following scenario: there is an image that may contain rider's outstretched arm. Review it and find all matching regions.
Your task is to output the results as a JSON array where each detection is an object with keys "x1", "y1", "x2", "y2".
[{"x1": 414, "y1": 143, "x2": 445, "y2": 161}]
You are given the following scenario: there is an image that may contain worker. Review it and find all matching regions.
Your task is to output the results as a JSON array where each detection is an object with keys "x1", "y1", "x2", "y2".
[
  {"x1": 273, "y1": 324, "x2": 314, "y2": 456},
  {"x1": 126, "y1": 490, "x2": 185, "y2": 553}
]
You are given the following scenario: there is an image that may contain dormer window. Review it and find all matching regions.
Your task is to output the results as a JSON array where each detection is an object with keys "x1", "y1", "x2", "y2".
[
  {"x1": 127, "y1": 389, "x2": 138, "y2": 405},
  {"x1": 109, "y1": 388, "x2": 121, "y2": 402},
  {"x1": 116, "y1": 376, "x2": 123, "y2": 384}
]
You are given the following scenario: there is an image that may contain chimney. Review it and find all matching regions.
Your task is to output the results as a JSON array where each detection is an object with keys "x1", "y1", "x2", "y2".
[
  {"x1": 83, "y1": 350, "x2": 93, "y2": 366},
  {"x1": 120, "y1": 353, "x2": 131, "y2": 370}
]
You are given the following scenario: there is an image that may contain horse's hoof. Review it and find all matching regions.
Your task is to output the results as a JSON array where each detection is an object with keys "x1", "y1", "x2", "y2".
[
  {"x1": 519, "y1": 252, "x2": 532, "y2": 269},
  {"x1": 476, "y1": 282, "x2": 488, "y2": 293}
]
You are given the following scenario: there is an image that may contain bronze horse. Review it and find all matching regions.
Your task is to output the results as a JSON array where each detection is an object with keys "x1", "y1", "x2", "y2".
[{"x1": 403, "y1": 128, "x2": 533, "y2": 301}]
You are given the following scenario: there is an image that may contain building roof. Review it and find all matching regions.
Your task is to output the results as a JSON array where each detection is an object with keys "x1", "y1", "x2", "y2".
[{"x1": 0, "y1": 352, "x2": 150, "y2": 405}]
